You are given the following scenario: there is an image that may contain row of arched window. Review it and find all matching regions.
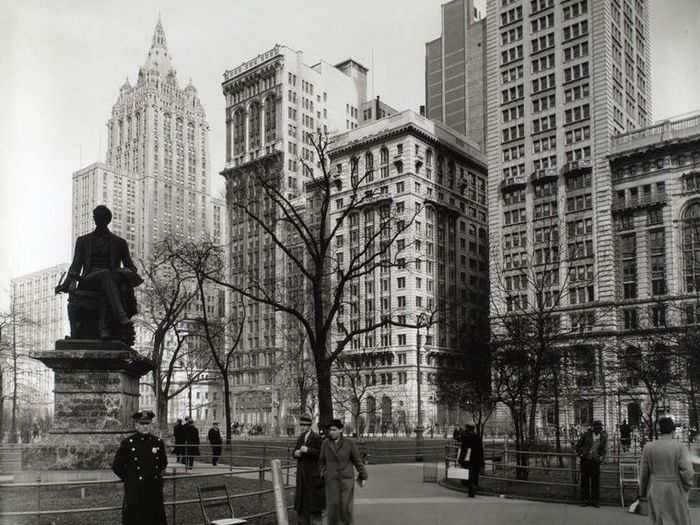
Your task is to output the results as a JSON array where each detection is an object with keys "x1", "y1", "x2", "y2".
[{"x1": 228, "y1": 97, "x2": 278, "y2": 158}]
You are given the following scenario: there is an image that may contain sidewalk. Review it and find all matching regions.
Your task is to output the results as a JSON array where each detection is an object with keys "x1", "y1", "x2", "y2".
[{"x1": 355, "y1": 463, "x2": 700, "y2": 525}]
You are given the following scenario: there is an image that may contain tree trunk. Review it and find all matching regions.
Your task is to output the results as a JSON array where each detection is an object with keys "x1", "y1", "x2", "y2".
[
  {"x1": 223, "y1": 373, "x2": 232, "y2": 444},
  {"x1": 156, "y1": 388, "x2": 168, "y2": 434},
  {"x1": 10, "y1": 318, "x2": 17, "y2": 444},
  {"x1": 315, "y1": 359, "x2": 333, "y2": 428},
  {"x1": 0, "y1": 367, "x2": 4, "y2": 441},
  {"x1": 553, "y1": 370, "x2": 563, "y2": 467}
]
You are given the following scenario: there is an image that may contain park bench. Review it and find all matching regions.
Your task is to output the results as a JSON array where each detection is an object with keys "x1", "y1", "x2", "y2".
[{"x1": 197, "y1": 484, "x2": 248, "y2": 525}]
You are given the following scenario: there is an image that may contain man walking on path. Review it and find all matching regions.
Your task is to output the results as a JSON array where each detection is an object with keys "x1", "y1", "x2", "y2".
[
  {"x1": 173, "y1": 418, "x2": 184, "y2": 463},
  {"x1": 458, "y1": 423, "x2": 485, "y2": 497},
  {"x1": 319, "y1": 419, "x2": 368, "y2": 525},
  {"x1": 207, "y1": 422, "x2": 223, "y2": 466},
  {"x1": 112, "y1": 411, "x2": 168, "y2": 525},
  {"x1": 576, "y1": 420, "x2": 608, "y2": 507},
  {"x1": 183, "y1": 416, "x2": 200, "y2": 468},
  {"x1": 293, "y1": 414, "x2": 324, "y2": 525},
  {"x1": 639, "y1": 416, "x2": 694, "y2": 525}
]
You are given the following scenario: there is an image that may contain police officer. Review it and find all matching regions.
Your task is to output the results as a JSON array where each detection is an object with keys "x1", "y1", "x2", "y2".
[{"x1": 112, "y1": 410, "x2": 168, "y2": 525}]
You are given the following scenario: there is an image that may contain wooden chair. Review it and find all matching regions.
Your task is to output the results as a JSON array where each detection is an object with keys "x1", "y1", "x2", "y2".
[{"x1": 197, "y1": 484, "x2": 247, "y2": 525}]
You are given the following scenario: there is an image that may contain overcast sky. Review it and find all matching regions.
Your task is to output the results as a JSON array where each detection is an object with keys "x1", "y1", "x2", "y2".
[{"x1": 1, "y1": 0, "x2": 699, "y2": 308}]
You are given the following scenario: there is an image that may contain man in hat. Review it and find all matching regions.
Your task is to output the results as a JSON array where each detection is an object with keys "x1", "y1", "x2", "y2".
[
  {"x1": 319, "y1": 419, "x2": 367, "y2": 525},
  {"x1": 575, "y1": 420, "x2": 608, "y2": 507},
  {"x1": 207, "y1": 422, "x2": 223, "y2": 466},
  {"x1": 183, "y1": 416, "x2": 200, "y2": 468},
  {"x1": 173, "y1": 418, "x2": 184, "y2": 463},
  {"x1": 458, "y1": 423, "x2": 485, "y2": 497},
  {"x1": 112, "y1": 411, "x2": 168, "y2": 525},
  {"x1": 293, "y1": 414, "x2": 324, "y2": 525}
]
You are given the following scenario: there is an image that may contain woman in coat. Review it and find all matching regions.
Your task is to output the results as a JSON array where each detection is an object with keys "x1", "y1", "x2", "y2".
[
  {"x1": 319, "y1": 419, "x2": 368, "y2": 525},
  {"x1": 639, "y1": 416, "x2": 694, "y2": 525}
]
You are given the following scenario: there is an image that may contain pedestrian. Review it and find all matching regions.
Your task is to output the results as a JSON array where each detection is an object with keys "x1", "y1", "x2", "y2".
[
  {"x1": 319, "y1": 419, "x2": 367, "y2": 525},
  {"x1": 112, "y1": 411, "x2": 168, "y2": 525},
  {"x1": 639, "y1": 417, "x2": 693, "y2": 525},
  {"x1": 453, "y1": 425, "x2": 462, "y2": 442},
  {"x1": 620, "y1": 419, "x2": 631, "y2": 453},
  {"x1": 207, "y1": 421, "x2": 223, "y2": 466},
  {"x1": 458, "y1": 423, "x2": 485, "y2": 497},
  {"x1": 183, "y1": 416, "x2": 200, "y2": 468},
  {"x1": 293, "y1": 414, "x2": 324, "y2": 525},
  {"x1": 173, "y1": 418, "x2": 184, "y2": 463},
  {"x1": 575, "y1": 420, "x2": 608, "y2": 507}
]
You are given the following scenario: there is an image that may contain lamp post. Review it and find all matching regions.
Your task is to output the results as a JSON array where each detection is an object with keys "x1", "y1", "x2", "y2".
[{"x1": 415, "y1": 313, "x2": 426, "y2": 461}]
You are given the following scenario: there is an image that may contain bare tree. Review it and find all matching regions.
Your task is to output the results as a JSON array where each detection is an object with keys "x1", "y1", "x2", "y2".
[
  {"x1": 176, "y1": 240, "x2": 245, "y2": 445},
  {"x1": 137, "y1": 238, "x2": 211, "y2": 430},
  {"x1": 205, "y1": 132, "x2": 422, "y2": 426},
  {"x1": 331, "y1": 348, "x2": 387, "y2": 437},
  {"x1": 489, "y1": 215, "x2": 610, "y2": 475},
  {"x1": 277, "y1": 318, "x2": 316, "y2": 421},
  {"x1": 434, "y1": 316, "x2": 494, "y2": 438}
]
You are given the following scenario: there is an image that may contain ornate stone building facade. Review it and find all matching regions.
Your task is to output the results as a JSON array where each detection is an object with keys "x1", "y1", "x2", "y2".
[{"x1": 327, "y1": 110, "x2": 488, "y2": 431}]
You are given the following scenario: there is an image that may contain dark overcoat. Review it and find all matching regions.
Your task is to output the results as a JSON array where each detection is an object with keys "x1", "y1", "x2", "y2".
[
  {"x1": 112, "y1": 432, "x2": 168, "y2": 525},
  {"x1": 640, "y1": 435, "x2": 694, "y2": 525},
  {"x1": 293, "y1": 430, "x2": 325, "y2": 515},
  {"x1": 173, "y1": 422, "x2": 185, "y2": 456},
  {"x1": 319, "y1": 436, "x2": 367, "y2": 525},
  {"x1": 458, "y1": 431, "x2": 485, "y2": 485},
  {"x1": 184, "y1": 423, "x2": 200, "y2": 456}
]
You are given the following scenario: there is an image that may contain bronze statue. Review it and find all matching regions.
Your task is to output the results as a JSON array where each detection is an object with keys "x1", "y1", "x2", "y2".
[{"x1": 56, "y1": 205, "x2": 143, "y2": 345}]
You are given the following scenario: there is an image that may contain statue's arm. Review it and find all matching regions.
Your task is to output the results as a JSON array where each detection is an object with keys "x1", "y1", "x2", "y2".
[
  {"x1": 56, "y1": 239, "x2": 83, "y2": 293},
  {"x1": 120, "y1": 238, "x2": 138, "y2": 272}
]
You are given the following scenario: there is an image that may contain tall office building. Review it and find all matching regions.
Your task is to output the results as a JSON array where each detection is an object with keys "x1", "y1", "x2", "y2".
[
  {"x1": 221, "y1": 45, "x2": 390, "y2": 427},
  {"x1": 6, "y1": 264, "x2": 70, "y2": 417},
  {"x1": 73, "y1": 18, "x2": 215, "y2": 255},
  {"x1": 426, "y1": 0, "x2": 487, "y2": 150},
  {"x1": 607, "y1": 113, "x2": 700, "y2": 428},
  {"x1": 327, "y1": 110, "x2": 488, "y2": 429},
  {"x1": 486, "y1": 0, "x2": 651, "y2": 429}
]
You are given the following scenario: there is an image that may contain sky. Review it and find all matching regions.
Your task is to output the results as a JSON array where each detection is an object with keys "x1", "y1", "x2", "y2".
[{"x1": 1, "y1": 0, "x2": 699, "y2": 309}]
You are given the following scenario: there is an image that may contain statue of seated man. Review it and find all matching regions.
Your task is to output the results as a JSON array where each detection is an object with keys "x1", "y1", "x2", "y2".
[{"x1": 55, "y1": 205, "x2": 143, "y2": 344}]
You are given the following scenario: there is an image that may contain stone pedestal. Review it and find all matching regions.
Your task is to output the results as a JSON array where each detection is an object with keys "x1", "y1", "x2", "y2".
[{"x1": 27, "y1": 339, "x2": 154, "y2": 470}]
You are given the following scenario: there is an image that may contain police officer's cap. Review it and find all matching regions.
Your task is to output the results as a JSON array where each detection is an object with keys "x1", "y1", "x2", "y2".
[{"x1": 132, "y1": 410, "x2": 155, "y2": 422}]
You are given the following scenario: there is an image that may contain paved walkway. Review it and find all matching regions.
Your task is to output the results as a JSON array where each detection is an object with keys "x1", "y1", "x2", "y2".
[{"x1": 354, "y1": 463, "x2": 700, "y2": 525}]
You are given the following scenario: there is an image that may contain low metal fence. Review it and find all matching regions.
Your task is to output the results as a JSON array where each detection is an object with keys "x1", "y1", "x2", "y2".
[
  {"x1": 0, "y1": 456, "x2": 296, "y2": 525},
  {"x1": 439, "y1": 443, "x2": 700, "y2": 506}
]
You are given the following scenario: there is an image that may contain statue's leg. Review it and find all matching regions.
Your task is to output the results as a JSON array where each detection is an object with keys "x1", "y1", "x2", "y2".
[{"x1": 97, "y1": 270, "x2": 130, "y2": 324}]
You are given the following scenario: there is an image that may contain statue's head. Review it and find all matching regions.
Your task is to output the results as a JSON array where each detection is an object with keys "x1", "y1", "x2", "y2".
[{"x1": 93, "y1": 205, "x2": 113, "y2": 227}]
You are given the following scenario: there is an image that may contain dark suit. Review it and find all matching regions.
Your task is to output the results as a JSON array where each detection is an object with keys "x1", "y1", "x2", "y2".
[
  {"x1": 67, "y1": 228, "x2": 141, "y2": 330},
  {"x1": 575, "y1": 429, "x2": 608, "y2": 504},
  {"x1": 294, "y1": 430, "x2": 325, "y2": 524},
  {"x1": 458, "y1": 430, "x2": 485, "y2": 496},
  {"x1": 112, "y1": 432, "x2": 168, "y2": 525},
  {"x1": 207, "y1": 426, "x2": 222, "y2": 466},
  {"x1": 183, "y1": 423, "x2": 200, "y2": 467}
]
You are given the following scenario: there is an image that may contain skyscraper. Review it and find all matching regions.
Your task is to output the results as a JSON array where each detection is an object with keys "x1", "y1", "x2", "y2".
[
  {"x1": 220, "y1": 45, "x2": 388, "y2": 427},
  {"x1": 73, "y1": 18, "x2": 216, "y2": 255},
  {"x1": 426, "y1": 0, "x2": 487, "y2": 150},
  {"x1": 486, "y1": 0, "x2": 652, "y2": 428}
]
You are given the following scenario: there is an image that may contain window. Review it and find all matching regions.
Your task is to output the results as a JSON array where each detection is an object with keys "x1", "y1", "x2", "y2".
[{"x1": 683, "y1": 203, "x2": 700, "y2": 292}]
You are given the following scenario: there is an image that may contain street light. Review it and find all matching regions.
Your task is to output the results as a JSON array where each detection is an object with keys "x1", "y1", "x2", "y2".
[{"x1": 415, "y1": 312, "x2": 427, "y2": 461}]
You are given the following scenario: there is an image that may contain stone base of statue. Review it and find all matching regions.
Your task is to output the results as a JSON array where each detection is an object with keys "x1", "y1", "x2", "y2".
[{"x1": 26, "y1": 339, "x2": 154, "y2": 470}]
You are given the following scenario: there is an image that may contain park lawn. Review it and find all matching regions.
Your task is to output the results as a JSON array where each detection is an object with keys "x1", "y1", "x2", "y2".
[{"x1": 0, "y1": 472, "x2": 294, "y2": 525}]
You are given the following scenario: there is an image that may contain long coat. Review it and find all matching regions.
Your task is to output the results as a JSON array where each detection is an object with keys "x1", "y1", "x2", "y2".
[
  {"x1": 112, "y1": 432, "x2": 168, "y2": 525},
  {"x1": 319, "y1": 436, "x2": 367, "y2": 525},
  {"x1": 294, "y1": 430, "x2": 325, "y2": 515},
  {"x1": 173, "y1": 422, "x2": 185, "y2": 457},
  {"x1": 184, "y1": 423, "x2": 200, "y2": 456},
  {"x1": 639, "y1": 435, "x2": 694, "y2": 525},
  {"x1": 458, "y1": 431, "x2": 485, "y2": 485}
]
